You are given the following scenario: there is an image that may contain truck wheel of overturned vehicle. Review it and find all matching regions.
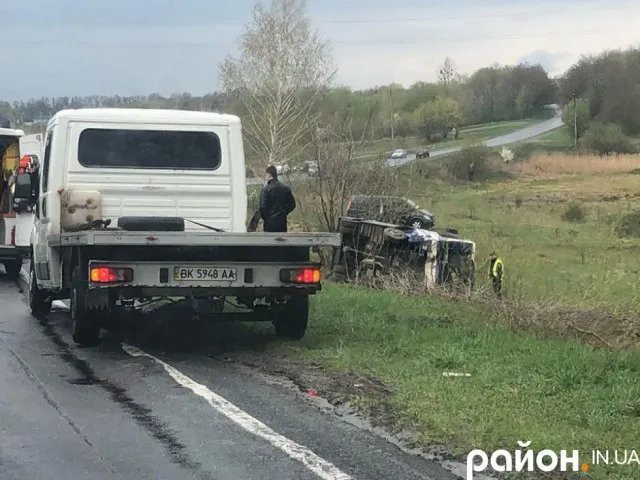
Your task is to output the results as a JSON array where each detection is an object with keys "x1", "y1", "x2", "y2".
[
  {"x1": 71, "y1": 265, "x2": 101, "y2": 345},
  {"x1": 29, "y1": 263, "x2": 52, "y2": 317},
  {"x1": 273, "y1": 296, "x2": 309, "y2": 340},
  {"x1": 409, "y1": 218, "x2": 425, "y2": 229},
  {"x1": 3, "y1": 259, "x2": 22, "y2": 280},
  {"x1": 383, "y1": 227, "x2": 406, "y2": 244}
]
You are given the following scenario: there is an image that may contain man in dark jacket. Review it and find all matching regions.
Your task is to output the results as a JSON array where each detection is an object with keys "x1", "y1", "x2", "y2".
[{"x1": 259, "y1": 165, "x2": 296, "y2": 232}]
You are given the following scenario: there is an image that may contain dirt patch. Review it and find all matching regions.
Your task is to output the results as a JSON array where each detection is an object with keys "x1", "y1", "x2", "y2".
[
  {"x1": 214, "y1": 349, "x2": 395, "y2": 406},
  {"x1": 496, "y1": 301, "x2": 640, "y2": 350},
  {"x1": 213, "y1": 349, "x2": 470, "y2": 468}
]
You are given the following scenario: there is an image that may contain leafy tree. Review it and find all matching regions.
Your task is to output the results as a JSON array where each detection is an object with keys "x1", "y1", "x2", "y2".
[{"x1": 561, "y1": 97, "x2": 590, "y2": 144}]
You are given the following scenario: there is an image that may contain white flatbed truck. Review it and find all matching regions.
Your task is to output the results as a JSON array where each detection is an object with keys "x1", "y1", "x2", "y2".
[{"x1": 27, "y1": 108, "x2": 340, "y2": 345}]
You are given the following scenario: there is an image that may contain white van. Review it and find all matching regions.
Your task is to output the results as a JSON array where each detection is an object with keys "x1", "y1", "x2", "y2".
[
  {"x1": 0, "y1": 129, "x2": 42, "y2": 278},
  {"x1": 28, "y1": 108, "x2": 340, "y2": 345}
]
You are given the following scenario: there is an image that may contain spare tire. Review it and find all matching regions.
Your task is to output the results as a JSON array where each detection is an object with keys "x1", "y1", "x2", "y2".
[
  {"x1": 117, "y1": 216, "x2": 185, "y2": 232},
  {"x1": 383, "y1": 227, "x2": 406, "y2": 244}
]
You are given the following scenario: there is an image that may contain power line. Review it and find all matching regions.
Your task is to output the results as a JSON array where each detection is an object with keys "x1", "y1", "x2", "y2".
[
  {"x1": 5, "y1": 27, "x2": 628, "y2": 48},
  {"x1": 312, "y1": 1, "x2": 639, "y2": 25},
  {"x1": 1, "y1": 1, "x2": 636, "y2": 29}
]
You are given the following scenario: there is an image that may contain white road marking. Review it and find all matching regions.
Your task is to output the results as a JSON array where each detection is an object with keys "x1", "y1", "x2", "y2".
[{"x1": 122, "y1": 344, "x2": 353, "y2": 480}]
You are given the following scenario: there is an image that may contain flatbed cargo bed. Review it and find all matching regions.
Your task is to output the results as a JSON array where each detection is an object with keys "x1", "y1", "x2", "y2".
[{"x1": 47, "y1": 230, "x2": 342, "y2": 247}]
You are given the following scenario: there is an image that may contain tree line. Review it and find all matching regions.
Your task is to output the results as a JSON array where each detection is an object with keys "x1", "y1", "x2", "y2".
[
  {"x1": 560, "y1": 47, "x2": 640, "y2": 154},
  {"x1": 2, "y1": 61, "x2": 557, "y2": 141}
]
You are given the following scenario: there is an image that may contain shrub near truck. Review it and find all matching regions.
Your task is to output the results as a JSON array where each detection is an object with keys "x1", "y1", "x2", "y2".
[{"x1": 28, "y1": 108, "x2": 340, "y2": 345}]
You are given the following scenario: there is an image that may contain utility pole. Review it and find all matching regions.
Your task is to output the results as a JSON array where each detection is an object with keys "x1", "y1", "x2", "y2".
[
  {"x1": 572, "y1": 92, "x2": 578, "y2": 154},
  {"x1": 389, "y1": 87, "x2": 395, "y2": 141}
]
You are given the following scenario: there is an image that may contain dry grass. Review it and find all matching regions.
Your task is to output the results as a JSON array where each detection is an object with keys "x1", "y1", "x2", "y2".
[
  {"x1": 332, "y1": 266, "x2": 640, "y2": 350},
  {"x1": 510, "y1": 152, "x2": 640, "y2": 177}
]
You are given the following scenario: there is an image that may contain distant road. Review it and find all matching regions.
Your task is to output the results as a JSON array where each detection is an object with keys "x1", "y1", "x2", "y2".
[
  {"x1": 386, "y1": 115, "x2": 564, "y2": 167},
  {"x1": 247, "y1": 115, "x2": 565, "y2": 183}
]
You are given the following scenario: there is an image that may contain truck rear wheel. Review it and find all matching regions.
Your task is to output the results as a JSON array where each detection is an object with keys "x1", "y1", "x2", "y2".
[
  {"x1": 71, "y1": 265, "x2": 101, "y2": 345},
  {"x1": 29, "y1": 263, "x2": 52, "y2": 317},
  {"x1": 273, "y1": 296, "x2": 309, "y2": 340}
]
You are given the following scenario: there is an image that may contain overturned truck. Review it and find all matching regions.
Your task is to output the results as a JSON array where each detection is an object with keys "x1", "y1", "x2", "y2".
[{"x1": 330, "y1": 217, "x2": 476, "y2": 289}]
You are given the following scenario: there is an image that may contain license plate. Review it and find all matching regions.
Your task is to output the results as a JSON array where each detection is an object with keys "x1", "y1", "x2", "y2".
[{"x1": 173, "y1": 266, "x2": 237, "y2": 281}]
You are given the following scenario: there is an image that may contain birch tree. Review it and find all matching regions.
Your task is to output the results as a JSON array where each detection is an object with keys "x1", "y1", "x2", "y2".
[
  {"x1": 437, "y1": 57, "x2": 457, "y2": 97},
  {"x1": 219, "y1": 0, "x2": 336, "y2": 166}
]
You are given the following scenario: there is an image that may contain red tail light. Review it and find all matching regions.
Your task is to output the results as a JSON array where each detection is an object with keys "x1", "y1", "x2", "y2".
[
  {"x1": 10, "y1": 226, "x2": 16, "y2": 245},
  {"x1": 90, "y1": 266, "x2": 133, "y2": 283},
  {"x1": 280, "y1": 268, "x2": 321, "y2": 284}
]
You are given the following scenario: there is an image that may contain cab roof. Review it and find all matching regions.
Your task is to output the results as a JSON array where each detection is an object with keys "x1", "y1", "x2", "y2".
[
  {"x1": 0, "y1": 127, "x2": 25, "y2": 137},
  {"x1": 49, "y1": 108, "x2": 241, "y2": 126}
]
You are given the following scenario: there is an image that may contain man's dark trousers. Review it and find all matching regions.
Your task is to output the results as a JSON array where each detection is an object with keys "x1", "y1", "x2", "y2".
[{"x1": 264, "y1": 215, "x2": 287, "y2": 232}]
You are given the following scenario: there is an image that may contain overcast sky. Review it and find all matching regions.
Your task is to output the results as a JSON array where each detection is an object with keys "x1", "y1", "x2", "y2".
[{"x1": 1, "y1": 0, "x2": 639, "y2": 101}]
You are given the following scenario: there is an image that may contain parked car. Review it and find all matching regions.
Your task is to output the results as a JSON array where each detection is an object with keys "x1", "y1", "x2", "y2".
[
  {"x1": 345, "y1": 194, "x2": 435, "y2": 229},
  {"x1": 415, "y1": 149, "x2": 430, "y2": 159},
  {"x1": 390, "y1": 149, "x2": 408, "y2": 159}
]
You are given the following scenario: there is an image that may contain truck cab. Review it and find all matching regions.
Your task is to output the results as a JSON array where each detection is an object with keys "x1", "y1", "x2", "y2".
[
  {"x1": 28, "y1": 109, "x2": 340, "y2": 346},
  {"x1": 0, "y1": 128, "x2": 42, "y2": 278}
]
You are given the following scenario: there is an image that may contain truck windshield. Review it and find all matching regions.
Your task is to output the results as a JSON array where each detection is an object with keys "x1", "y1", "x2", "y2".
[{"x1": 78, "y1": 128, "x2": 221, "y2": 170}]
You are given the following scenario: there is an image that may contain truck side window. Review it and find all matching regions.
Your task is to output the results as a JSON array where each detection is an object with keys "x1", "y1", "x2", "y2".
[{"x1": 42, "y1": 132, "x2": 52, "y2": 193}]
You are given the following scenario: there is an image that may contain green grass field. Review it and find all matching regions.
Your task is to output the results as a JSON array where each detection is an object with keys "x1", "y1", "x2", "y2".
[
  {"x1": 399, "y1": 168, "x2": 640, "y2": 312},
  {"x1": 273, "y1": 284, "x2": 639, "y2": 479}
]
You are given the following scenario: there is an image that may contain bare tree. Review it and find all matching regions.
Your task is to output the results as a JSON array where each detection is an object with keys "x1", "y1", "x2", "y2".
[
  {"x1": 293, "y1": 110, "x2": 402, "y2": 234},
  {"x1": 219, "y1": 0, "x2": 336, "y2": 167},
  {"x1": 437, "y1": 57, "x2": 457, "y2": 97}
]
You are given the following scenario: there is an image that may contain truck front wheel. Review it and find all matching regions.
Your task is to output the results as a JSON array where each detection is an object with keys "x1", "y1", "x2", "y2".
[
  {"x1": 4, "y1": 259, "x2": 22, "y2": 280},
  {"x1": 71, "y1": 265, "x2": 101, "y2": 345},
  {"x1": 273, "y1": 296, "x2": 309, "y2": 340},
  {"x1": 29, "y1": 263, "x2": 52, "y2": 317}
]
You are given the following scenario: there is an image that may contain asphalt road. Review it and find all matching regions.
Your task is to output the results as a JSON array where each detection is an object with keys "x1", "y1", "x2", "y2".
[
  {"x1": 245, "y1": 115, "x2": 564, "y2": 180},
  {"x1": 0, "y1": 266, "x2": 464, "y2": 480},
  {"x1": 386, "y1": 115, "x2": 564, "y2": 167}
]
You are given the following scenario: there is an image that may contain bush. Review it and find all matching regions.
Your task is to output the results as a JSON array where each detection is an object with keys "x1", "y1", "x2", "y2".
[
  {"x1": 581, "y1": 122, "x2": 638, "y2": 156},
  {"x1": 615, "y1": 211, "x2": 640, "y2": 238},
  {"x1": 514, "y1": 195, "x2": 523, "y2": 208},
  {"x1": 561, "y1": 202, "x2": 587, "y2": 222},
  {"x1": 447, "y1": 145, "x2": 493, "y2": 181},
  {"x1": 512, "y1": 143, "x2": 538, "y2": 162}
]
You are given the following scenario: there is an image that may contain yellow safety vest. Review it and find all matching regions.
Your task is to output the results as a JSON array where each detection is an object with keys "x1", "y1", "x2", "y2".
[{"x1": 491, "y1": 258, "x2": 504, "y2": 279}]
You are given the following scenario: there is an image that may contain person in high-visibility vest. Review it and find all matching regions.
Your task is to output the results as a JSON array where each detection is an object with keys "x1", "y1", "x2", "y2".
[{"x1": 488, "y1": 251, "x2": 504, "y2": 298}]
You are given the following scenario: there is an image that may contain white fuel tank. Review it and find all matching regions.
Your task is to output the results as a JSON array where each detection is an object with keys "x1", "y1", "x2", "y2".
[{"x1": 60, "y1": 189, "x2": 102, "y2": 231}]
